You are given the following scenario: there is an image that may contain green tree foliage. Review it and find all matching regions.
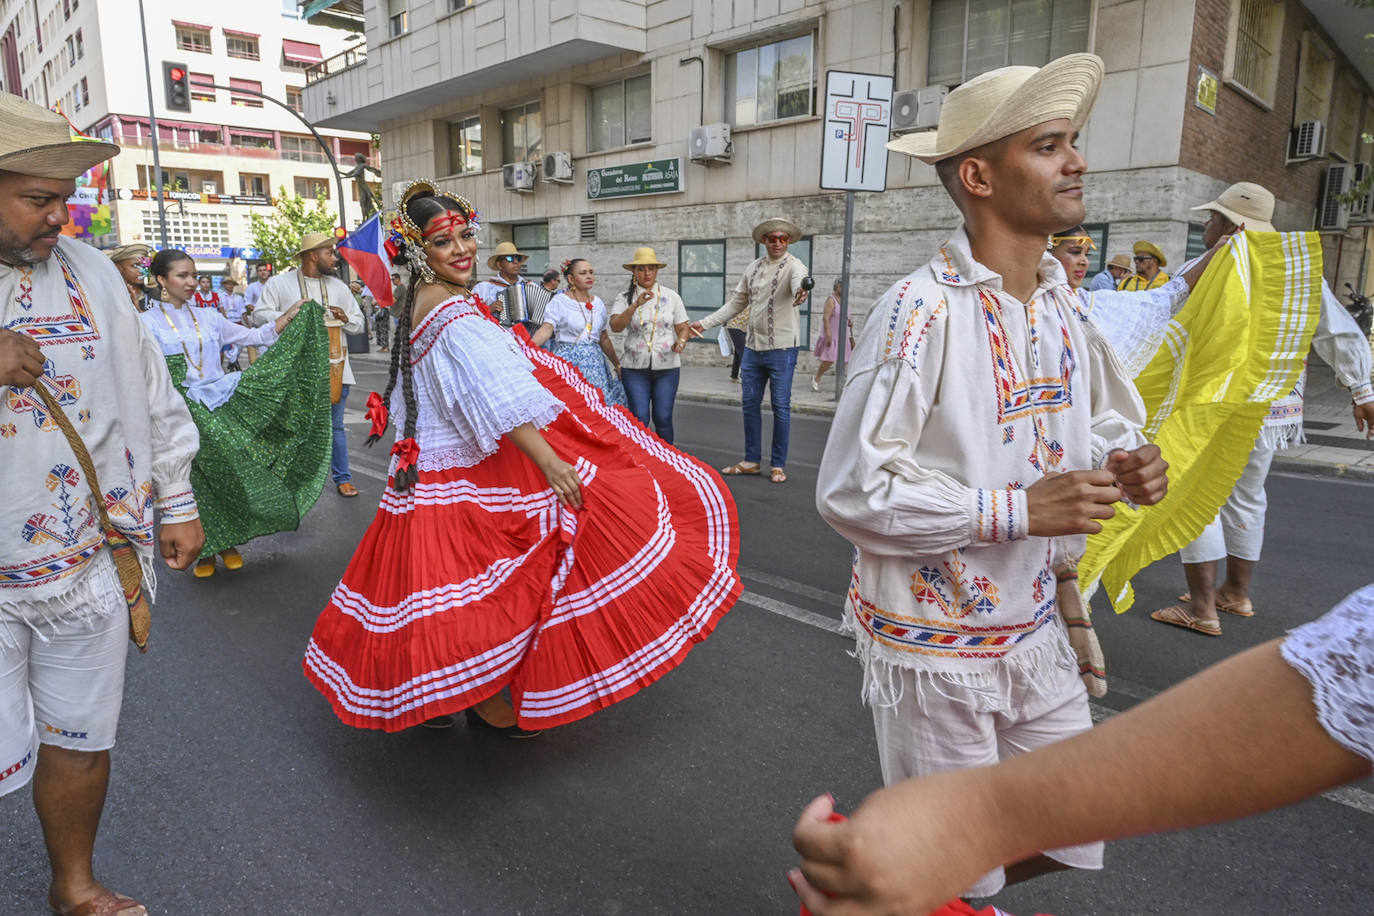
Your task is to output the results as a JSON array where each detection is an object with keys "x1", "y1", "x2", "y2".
[{"x1": 247, "y1": 187, "x2": 337, "y2": 272}]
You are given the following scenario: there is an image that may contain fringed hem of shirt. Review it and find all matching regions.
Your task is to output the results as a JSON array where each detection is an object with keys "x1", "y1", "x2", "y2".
[
  {"x1": 0, "y1": 550, "x2": 155, "y2": 651},
  {"x1": 842, "y1": 609, "x2": 1077, "y2": 710},
  {"x1": 1258, "y1": 420, "x2": 1304, "y2": 450}
]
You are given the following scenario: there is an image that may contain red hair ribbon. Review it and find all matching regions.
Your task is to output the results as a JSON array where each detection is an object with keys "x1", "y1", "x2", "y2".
[
  {"x1": 391, "y1": 437, "x2": 420, "y2": 474},
  {"x1": 364, "y1": 391, "x2": 389, "y2": 439},
  {"x1": 421, "y1": 212, "x2": 468, "y2": 238}
]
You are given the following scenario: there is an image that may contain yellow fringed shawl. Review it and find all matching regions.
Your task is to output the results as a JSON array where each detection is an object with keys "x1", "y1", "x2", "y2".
[{"x1": 1080, "y1": 231, "x2": 1324, "y2": 612}]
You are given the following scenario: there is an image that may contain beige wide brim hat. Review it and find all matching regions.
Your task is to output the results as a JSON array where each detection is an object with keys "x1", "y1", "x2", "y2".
[
  {"x1": 0, "y1": 94, "x2": 118, "y2": 178},
  {"x1": 1133, "y1": 240, "x2": 1168, "y2": 268},
  {"x1": 752, "y1": 217, "x2": 802, "y2": 245},
  {"x1": 487, "y1": 240, "x2": 529, "y2": 271},
  {"x1": 887, "y1": 53, "x2": 1104, "y2": 164},
  {"x1": 623, "y1": 246, "x2": 667, "y2": 270},
  {"x1": 1107, "y1": 253, "x2": 1133, "y2": 272},
  {"x1": 1192, "y1": 181, "x2": 1276, "y2": 233},
  {"x1": 105, "y1": 243, "x2": 153, "y2": 263},
  {"x1": 298, "y1": 231, "x2": 335, "y2": 256}
]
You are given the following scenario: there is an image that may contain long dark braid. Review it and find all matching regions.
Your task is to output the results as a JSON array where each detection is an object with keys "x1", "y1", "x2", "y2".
[
  {"x1": 392, "y1": 269, "x2": 421, "y2": 491},
  {"x1": 366, "y1": 276, "x2": 409, "y2": 449}
]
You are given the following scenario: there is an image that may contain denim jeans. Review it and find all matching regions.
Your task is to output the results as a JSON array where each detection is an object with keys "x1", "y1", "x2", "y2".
[
  {"x1": 621, "y1": 367, "x2": 681, "y2": 444},
  {"x1": 331, "y1": 383, "x2": 351, "y2": 485},
  {"x1": 739, "y1": 346, "x2": 798, "y2": 468}
]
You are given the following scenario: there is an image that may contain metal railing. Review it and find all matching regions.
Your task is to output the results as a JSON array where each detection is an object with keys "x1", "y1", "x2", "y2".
[{"x1": 305, "y1": 46, "x2": 366, "y2": 85}]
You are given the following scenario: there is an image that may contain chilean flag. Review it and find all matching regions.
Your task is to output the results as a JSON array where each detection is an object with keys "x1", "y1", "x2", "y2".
[{"x1": 337, "y1": 214, "x2": 394, "y2": 310}]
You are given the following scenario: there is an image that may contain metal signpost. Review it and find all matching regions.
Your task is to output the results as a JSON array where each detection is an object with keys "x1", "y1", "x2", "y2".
[{"x1": 819, "y1": 70, "x2": 893, "y2": 396}]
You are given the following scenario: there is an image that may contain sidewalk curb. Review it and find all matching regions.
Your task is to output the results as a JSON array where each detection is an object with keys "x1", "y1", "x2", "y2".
[{"x1": 1272, "y1": 456, "x2": 1374, "y2": 482}]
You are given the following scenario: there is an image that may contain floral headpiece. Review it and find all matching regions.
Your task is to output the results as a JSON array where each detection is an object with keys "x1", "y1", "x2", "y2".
[{"x1": 383, "y1": 178, "x2": 481, "y2": 281}]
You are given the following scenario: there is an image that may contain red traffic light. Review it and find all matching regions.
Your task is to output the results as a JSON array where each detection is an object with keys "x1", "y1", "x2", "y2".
[
  {"x1": 169, "y1": 67, "x2": 185, "y2": 80},
  {"x1": 333, "y1": 226, "x2": 348, "y2": 240}
]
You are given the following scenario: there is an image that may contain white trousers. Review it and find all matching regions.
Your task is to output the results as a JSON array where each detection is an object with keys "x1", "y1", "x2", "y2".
[
  {"x1": 870, "y1": 653, "x2": 1103, "y2": 898},
  {"x1": 1179, "y1": 445, "x2": 1275, "y2": 564}
]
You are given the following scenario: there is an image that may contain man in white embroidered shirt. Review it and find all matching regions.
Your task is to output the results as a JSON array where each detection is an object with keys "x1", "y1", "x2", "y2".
[{"x1": 803, "y1": 54, "x2": 1168, "y2": 903}]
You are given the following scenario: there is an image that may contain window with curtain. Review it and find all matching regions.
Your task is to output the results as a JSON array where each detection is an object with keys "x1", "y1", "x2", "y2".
[
  {"x1": 588, "y1": 74, "x2": 652, "y2": 152},
  {"x1": 230, "y1": 78, "x2": 263, "y2": 108},
  {"x1": 225, "y1": 33, "x2": 260, "y2": 61},
  {"x1": 387, "y1": 0, "x2": 408, "y2": 37},
  {"x1": 175, "y1": 26, "x2": 211, "y2": 54},
  {"x1": 1328, "y1": 78, "x2": 1362, "y2": 161},
  {"x1": 447, "y1": 115, "x2": 482, "y2": 174},
  {"x1": 725, "y1": 33, "x2": 815, "y2": 127},
  {"x1": 927, "y1": 0, "x2": 1089, "y2": 85},
  {"x1": 501, "y1": 100, "x2": 541, "y2": 162},
  {"x1": 190, "y1": 72, "x2": 215, "y2": 102},
  {"x1": 1224, "y1": 0, "x2": 1285, "y2": 107}
]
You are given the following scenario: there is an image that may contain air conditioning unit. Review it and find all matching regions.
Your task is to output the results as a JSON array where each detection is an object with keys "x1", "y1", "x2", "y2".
[
  {"x1": 1349, "y1": 162, "x2": 1373, "y2": 225},
  {"x1": 201, "y1": 180, "x2": 218, "y2": 194},
  {"x1": 502, "y1": 161, "x2": 536, "y2": 193},
  {"x1": 542, "y1": 150, "x2": 573, "y2": 183},
  {"x1": 1289, "y1": 120, "x2": 1326, "y2": 161},
  {"x1": 689, "y1": 122, "x2": 732, "y2": 163},
  {"x1": 1317, "y1": 163, "x2": 1352, "y2": 232},
  {"x1": 891, "y1": 86, "x2": 947, "y2": 133}
]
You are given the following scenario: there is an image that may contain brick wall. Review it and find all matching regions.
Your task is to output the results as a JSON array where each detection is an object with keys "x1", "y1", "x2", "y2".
[{"x1": 1180, "y1": 0, "x2": 1368, "y2": 228}]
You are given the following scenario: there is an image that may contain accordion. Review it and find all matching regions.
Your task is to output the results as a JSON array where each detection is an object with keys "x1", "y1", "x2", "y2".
[{"x1": 499, "y1": 280, "x2": 554, "y2": 328}]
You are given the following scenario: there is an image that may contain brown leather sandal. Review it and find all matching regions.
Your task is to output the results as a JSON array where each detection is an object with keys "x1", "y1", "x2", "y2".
[
  {"x1": 49, "y1": 889, "x2": 147, "y2": 916},
  {"x1": 1150, "y1": 604, "x2": 1222, "y2": 637},
  {"x1": 720, "y1": 461, "x2": 761, "y2": 476}
]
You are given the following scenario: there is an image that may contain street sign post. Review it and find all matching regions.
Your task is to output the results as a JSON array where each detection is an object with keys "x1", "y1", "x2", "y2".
[{"x1": 819, "y1": 71, "x2": 893, "y2": 397}]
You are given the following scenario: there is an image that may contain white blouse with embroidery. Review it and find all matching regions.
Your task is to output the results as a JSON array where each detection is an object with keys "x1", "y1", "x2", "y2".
[
  {"x1": 140, "y1": 303, "x2": 278, "y2": 410},
  {"x1": 392, "y1": 296, "x2": 565, "y2": 471},
  {"x1": 543, "y1": 292, "x2": 608, "y2": 345},
  {"x1": 1281, "y1": 585, "x2": 1374, "y2": 764},
  {"x1": 610, "y1": 284, "x2": 689, "y2": 370}
]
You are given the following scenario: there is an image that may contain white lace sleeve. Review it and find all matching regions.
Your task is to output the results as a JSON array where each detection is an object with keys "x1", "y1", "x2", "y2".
[
  {"x1": 415, "y1": 313, "x2": 565, "y2": 467},
  {"x1": 1280, "y1": 585, "x2": 1374, "y2": 764},
  {"x1": 1080, "y1": 284, "x2": 1181, "y2": 379}
]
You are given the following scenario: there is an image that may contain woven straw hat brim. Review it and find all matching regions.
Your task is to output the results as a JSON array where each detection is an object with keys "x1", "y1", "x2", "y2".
[
  {"x1": 487, "y1": 242, "x2": 528, "y2": 270},
  {"x1": 1133, "y1": 241, "x2": 1168, "y2": 268},
  {"x1": 887, "y1": 54, "x2": 1103, "y2": 164},
  {"x1": 623, "y1": 247, "x2": 667, "y2": 270},
  {"x1": 752, "y1": 218, "x2": 802, "y2": 245},
  {"x1": 0, "y1": 141, "x2": 118, "y2": 179}
]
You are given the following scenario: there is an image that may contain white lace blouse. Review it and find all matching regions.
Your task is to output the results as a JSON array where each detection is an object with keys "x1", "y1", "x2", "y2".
[
  {"x1": 1281, "y1": 585, "x2": 1374, "y2": 764},
  {"x1": 140, "y1": 303, "x2": 278, "y2": 410},
  {"x1": 393, "y1": 296, "x2": 565, "y2": 470}
]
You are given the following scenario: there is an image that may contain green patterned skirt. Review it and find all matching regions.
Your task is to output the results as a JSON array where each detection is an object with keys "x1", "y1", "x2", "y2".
[{"x1": 166, "y1": 302, "x2": 332, "y2": 557}]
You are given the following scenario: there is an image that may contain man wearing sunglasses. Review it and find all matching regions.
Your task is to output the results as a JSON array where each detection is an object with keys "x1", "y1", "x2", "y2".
[
  {"x1": 1118, "y1": 240, "x2": 1170, "y2": 291},
  {"x1": 473, "y1": 241, "x2": 527, "y2": 323}
]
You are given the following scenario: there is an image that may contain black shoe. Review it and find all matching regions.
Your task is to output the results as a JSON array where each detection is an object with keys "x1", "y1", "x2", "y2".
[
  {"x1": 464, "y1": 708, "x2": 541, "y2": 738},
  {"x1": 419, "y1": 715, "x2": 454, "y2": 729}
]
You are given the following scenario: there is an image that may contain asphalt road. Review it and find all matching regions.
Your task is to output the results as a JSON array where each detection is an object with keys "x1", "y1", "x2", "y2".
[{"x1": 3, "y1": 368, "x2": 1372, "y2": 915}]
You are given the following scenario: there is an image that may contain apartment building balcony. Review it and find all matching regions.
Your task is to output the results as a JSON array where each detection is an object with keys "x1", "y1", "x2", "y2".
[{"x1": 302, "y1": 0, "x2": 647, "y2": 131}]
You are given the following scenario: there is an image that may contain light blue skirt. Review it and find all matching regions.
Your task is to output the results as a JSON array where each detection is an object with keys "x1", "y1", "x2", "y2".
[{"x1": 551, "y1": 341, "x2": 627, "y2": 407}]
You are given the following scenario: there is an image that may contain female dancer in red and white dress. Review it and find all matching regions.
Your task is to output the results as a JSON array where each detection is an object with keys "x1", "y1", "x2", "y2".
[{"x1": 304, "y1": 181, "x2": 741, "y2": 735}]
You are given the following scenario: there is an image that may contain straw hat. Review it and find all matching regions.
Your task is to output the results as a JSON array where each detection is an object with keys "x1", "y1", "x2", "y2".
[
  {"x1": 752, "y1": 217, "x2": 802, "y2": 245},
  {"x1": 1107, "y1": 253, "x2": 1133, "y2": 272},
  {"x1": 0, "y1": 94, "x2": 118, "y2": 178},
  {"x1": 297, "y1": 231, "x2": 335, "y2": 256},
  {"x1": 105, "y1": 243, "x2": 153, "y2": 263},
  {"x1": 887, "y1": 54, "x2": 1103, "y2": 164},
  {"x1": 1133, "y1": 240, "x2": 1167, "y2": 268},
  {"x1": 487, "y1": 240, "x2": 528, "y2": 271},
  {"x1": 623, "y1": 246, "x2": 667, "y2": 270},
  {"x1": 1191, "y1": 181, "x2": 1276, "y2": 233}
]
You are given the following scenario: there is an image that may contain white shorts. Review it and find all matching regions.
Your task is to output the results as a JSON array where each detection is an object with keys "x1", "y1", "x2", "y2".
[
  {"x1": 0, "y1": 554, "x2": 128, "y2": 798},
  {"x1": 870, "y1": 652, "x2": 1103, "y2": 898}
]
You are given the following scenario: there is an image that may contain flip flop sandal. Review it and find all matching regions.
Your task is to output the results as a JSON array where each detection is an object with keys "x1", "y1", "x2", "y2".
[
  {"x1": 770, "y1": 467, "x2": 788, "y2": 483},
  {"x1": 1150, "y1": 604, "x2": 1222, "y2": 636},
  {"x1": 50, "y1": 888, "x2": 147, "y2": 916},
  {"x1": 720, "y1": 461, "x2": 762, "y2": 476},
  {"x1": 1178, "y1": 593, "x2": 1255, "y2": 617}
]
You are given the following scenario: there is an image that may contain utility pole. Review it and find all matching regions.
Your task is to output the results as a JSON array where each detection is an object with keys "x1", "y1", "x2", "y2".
[{"x1": 136, "y1": 0, "x2": 169, "y2": 248}]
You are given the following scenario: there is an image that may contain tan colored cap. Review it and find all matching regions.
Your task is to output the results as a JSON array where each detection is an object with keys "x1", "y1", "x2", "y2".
[
  {"x1": 887, "y1": 54, "x2": 1103, "y2": 165},
  {"x1": 1191, "y1": 181, "x2": 1276, "y2": 233},
  {"x1": 752, "y1": 217, "x2": 802, "y2": 245},
  {"x1": 0, "y1": 94, "x2": 118, "y2": 178},
  {"x1": 623, "y1": 246, "x2": 667, "y2": 270}
]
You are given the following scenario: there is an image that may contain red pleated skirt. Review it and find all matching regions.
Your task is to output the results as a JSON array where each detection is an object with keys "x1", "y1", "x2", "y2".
[{"x1": 304, "y1": 334, "x2": 741, "y2": 731}]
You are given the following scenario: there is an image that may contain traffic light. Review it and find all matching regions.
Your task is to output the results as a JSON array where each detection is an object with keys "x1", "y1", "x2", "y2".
[{"x1": 162, "y1": 61, "x2": 190, "y2": 113}]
